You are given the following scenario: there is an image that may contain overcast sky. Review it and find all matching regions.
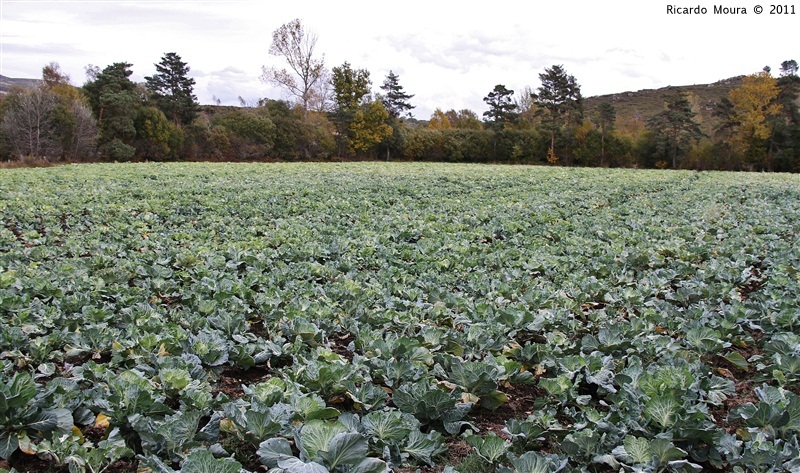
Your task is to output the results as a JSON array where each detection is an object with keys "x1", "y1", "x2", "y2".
[{"x1": 1, "y1": 0, "x2": 796, "y2": 118}]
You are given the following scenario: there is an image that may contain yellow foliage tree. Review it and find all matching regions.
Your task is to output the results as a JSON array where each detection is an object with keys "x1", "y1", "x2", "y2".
[
  {"x1": 349, "y1": 100, "x2": 393, "y2": 155},
  {"x1": 546, "y1": 148, "x2": 559, "y2": 164},
  {"x1": 573, "y1": 121, "x2": 594, "y2": 144},
  {"x1": 616, "y1": 110, "x2": 645, "y2": 143},
  {"x1": 728, "y1": 72, "x2": 782, "y2": 166},
  {"x1": 428, "y1": 108, "x2": 452, "y2": 130}
]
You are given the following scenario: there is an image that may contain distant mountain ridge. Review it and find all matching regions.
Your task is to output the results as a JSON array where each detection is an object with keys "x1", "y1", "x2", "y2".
[{"x1": 0, "y1": 75, "x2": 43, "y2": 95}]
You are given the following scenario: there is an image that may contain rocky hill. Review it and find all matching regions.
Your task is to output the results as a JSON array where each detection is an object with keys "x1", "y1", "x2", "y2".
[
  {"x1": 583, "y1": 77, "x2": 745, "y2": 137},
  {"x1": 0, "y1": 75, "x2": 42, "y2": 95}
]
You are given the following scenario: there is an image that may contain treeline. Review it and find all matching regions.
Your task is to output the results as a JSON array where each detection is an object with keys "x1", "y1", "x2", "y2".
[{"x1": 1, "y1": 20, "x2": 798, "y2": 171}]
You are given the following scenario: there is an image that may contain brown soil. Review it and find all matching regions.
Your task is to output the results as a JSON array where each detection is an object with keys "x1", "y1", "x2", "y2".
[
  {"x1": 392, "y1": 437, "x2": 477, "y2": 473},
  {"x1": 711, "y1": 380, "x2": 759, "y2": 433},
  {"x1": 471, "y1": 383, "x2": 547, "y2": 435},
  {"x1": 83, "y1": 424, "x2": 107, "y2": 444},
  {"x1": 248, "y1": 319, "x2": 268, "y2": 338},
  {"x1": 5, "y1": 449, "x2": 138, "y2": 473},
  {"x1": 445, "y1": 436, "x2": 475, "y2": 463},
  {"x1": 104, "y1": 459, "x2": 139, "y2": 472},
  {"x1": 63, "y1": 350, "x2": 112, "y2": 368},
  {"x1": 213, "y1": 364, "x2": 272, "y2": 398},
  {"x1": 704, "y1": 335, "x2": 764, "y2": 434},
  {"x1": 329, "y1": 331, "x2": 356, "y2": 362},
  {"x1": 225, "y1": 437, "x2": 260, "y2": 471},
  {"x1": 6, "y1": 452, "x2": 69, "y2": 473},
  {"x1": 738, "y1": 262, "x2": 765, "y2": 301},
  {"x1": 393, "y1": 466, "x2": 444, "y2": 473}
]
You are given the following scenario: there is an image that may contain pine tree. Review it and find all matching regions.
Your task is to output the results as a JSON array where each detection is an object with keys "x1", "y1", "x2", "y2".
[
  {"x1": 777, "y1": 60, "x2": 799, "y2": 125},
  {"x1": 646, "y1": 93, "x2": 705, "y2": 169},
  {"x1": 380, "y1": 71, "x2": 414, "y2": 119},
  {"x1": 83, "y1": 62, "x2": 140, "y2": 160},
  {"x1": 482, "y1": 84, "x2": 518, "y2": 131},
  {"x1": 533, "y1": 65, "x2": 583, "y2": 154},
  {"x1": 594, "y1": 102, "x2": 616, "y2": 166},
  {"x1": 145, "y1": 52, "x2": 198, "y2": 126},
  {"x1": 775, "y1": 61, "x2": 800, "y2": 171}
]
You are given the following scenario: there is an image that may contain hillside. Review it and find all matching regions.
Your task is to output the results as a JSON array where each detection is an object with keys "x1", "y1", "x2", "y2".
[
  {"x1": 0, "y1": 75, "x2": 42, "y2": 95},
  {"x1": 584, "y1": 76, "x2": 745, "y2": 137}
]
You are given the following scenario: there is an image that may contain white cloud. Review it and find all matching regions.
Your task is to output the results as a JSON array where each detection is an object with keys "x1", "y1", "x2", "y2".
[{"x1": 1, "y1": 0, "x2": 796, "y2": 117}]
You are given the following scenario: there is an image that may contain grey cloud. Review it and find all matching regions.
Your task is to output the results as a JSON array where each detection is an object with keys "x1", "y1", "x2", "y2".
[
  {"x1": 193, "y1": 66, "x2": 250, "y2": 80},
  {"x1": 384, "y1": 36, "x2": 466, "y2": 72},
  {"x1": 62, "y1": 2, "x2": 237, "y2": 31},
  {"x1": 382, "y1": 29, "x2": 589, "y2": 80},
  {"x1": 3, "y1": 42, "x2": 87, "y2": 57},
  {"x1": 196, "y1": 67, "x2": 265, "y2": 105},
  {"x1": 383, "y1": 28, "x2": 539, "y2": 70}
]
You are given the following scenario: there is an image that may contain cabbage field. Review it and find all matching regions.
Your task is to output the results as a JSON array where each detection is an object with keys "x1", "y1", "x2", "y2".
[{"x1": 1, "y1": 163, "x2": 799, "y2": 473}]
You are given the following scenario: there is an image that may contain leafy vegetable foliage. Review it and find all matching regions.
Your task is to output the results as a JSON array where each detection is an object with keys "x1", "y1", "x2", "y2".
[{"x1": 1, "y1": 163, "x2": 799, "y2": 471}]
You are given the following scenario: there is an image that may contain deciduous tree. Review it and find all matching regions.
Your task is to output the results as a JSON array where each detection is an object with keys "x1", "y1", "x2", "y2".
[
  {"x1": 211, "y1": 108, "x2": 276, "y2": 160},
  {"x1": 729, "y1": 72, "x2": 782, "y2": 143},
  {"x1": 41, "y1": 61, "x2": 98, "y2": 160},
  {"x1": 0, "y1": 86, "x2": 59, "y2": 159},
  {"x1": 446, "y1": 109, "x2": 484, "y2": 130},
  {"x1": 349, "y1": 100, "x2": 392, "y2": 155},
  {"x1": 67, "y1": 100, "x2": 98, "y2": 160},
  {"x1": 330, "y1": 62, "x2": 371, "y2": 155},
  {"x1": 134, "y1": 106, "x2": 183, "y2": 160},
  {"x1": 42, "y1": 62, "x2": 71, "y2": 90},
  {"x1": 331, "y1": 62, "x2": 371, "y2": 115},
  {"x1": 261, "y1": 19, "x2": 326, "y2": 112},
  {"x1": 428, "y1": 108, "x2": 452, "y2": 130},
  {"x1": 727, "y1": 71, "x2": 783, "y2": 170},
  {"x1": 515, "y1": 85, "x2": 539, "y2": 129}
]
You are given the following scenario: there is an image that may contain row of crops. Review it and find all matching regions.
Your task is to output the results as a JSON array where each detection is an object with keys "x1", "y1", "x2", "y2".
[{"x1": 1, "y1": 163, "x2": 799, "y2": 473}]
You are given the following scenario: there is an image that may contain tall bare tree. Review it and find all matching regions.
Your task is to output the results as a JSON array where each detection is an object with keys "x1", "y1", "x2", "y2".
[
  {"x1": 306, "y1": 68, "x2": 333, "y2": 113},
  {"x1": 1, "y1": 87, "x2": 59, "y2": 159},
  {"x1": 260, "y1": 19, "x2": 326, "y2": 112},
  {"x1": 68, "y1": 101, "x2": 99, "y2": 159}
]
